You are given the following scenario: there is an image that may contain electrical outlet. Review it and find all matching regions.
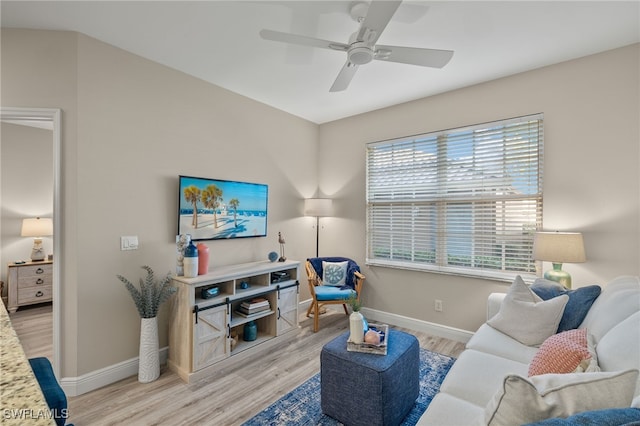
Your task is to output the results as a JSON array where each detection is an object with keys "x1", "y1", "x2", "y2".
[{"x1": 434, "y1": 299, "x2": 443, "y2": 312}]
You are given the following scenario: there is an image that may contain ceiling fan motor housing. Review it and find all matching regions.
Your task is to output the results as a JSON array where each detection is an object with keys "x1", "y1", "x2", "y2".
[{"x1": 348, "y1": 42, "x2": 374, "y2": 65}]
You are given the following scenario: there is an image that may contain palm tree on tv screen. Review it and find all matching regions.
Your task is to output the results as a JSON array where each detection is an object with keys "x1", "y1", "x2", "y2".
[
  {"x1": 183, "y1": 185, "x2": 201, "y2": 228},
  {"x1": 202, "y1": 184, "x2": 223, "y2": 228},
  {"x1": 229, "y1": 198, "x2": 240, "y2": 228}
]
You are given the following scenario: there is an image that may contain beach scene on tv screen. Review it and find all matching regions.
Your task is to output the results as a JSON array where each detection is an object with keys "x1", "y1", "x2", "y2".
[{"x1": 179, "y1": 176, "x2": 268, "y2": 240}]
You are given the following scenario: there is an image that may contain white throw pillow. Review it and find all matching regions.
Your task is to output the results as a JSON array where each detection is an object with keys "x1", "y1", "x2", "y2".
[
  {"x1": 484, "y1": 370, "x2": 639, "y2": 426},
  {"x1": 322, "y1": 261, "x2": 348, "y2": 286},
  {"x1": 487, "y1": 276, "x2": 569, "y2": 346}
]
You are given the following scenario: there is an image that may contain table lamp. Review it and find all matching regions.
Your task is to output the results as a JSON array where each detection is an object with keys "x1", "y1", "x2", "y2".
[
  {"x1": 21, "y1": 217, "x2": 53, "y2": 261},
  {"x1": 304, "y1": 198, "x2": 333, "y2": 258},
  {"x1": 533, "y1": 231, "x2": 586, "y2": 289}
]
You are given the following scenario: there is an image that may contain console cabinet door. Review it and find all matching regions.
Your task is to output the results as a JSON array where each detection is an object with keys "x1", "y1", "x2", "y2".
[
  {"x1": 193, "y1": 305, "x2": 229, "y2": 371},
  {"x1": 277, "y1": 286, "x2": 298, "y2": 335}
]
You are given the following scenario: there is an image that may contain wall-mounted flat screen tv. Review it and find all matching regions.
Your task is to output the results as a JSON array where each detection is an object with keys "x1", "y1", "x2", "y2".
[{"x1": 178, "y1": 175, "x2": 268, "y2": 241}]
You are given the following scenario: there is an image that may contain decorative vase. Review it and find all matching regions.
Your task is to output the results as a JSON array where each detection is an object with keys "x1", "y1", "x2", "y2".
[
  {"x1": 243, "y1": 321, "x2": 257, "y2": 341},
  {"x1": 138, "y1": 317, "x2": 160, "y2": 383},
  {"x1": 197, "y1": 243, "x2": 210, "y2": 275},
  {"x1": 183, "y1": 241, "x2": 198, "y2": 278},
  {"x1": 175, "y1": 234, "x2": 191, "y2": 276},
  {"x1": 349, "y1": 311, "x2": 364, "y2": 344}
]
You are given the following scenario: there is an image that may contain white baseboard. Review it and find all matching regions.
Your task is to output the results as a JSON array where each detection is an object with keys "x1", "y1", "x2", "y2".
[
  {"x1": 60, "y1": 347, "x2": 168, "y2": 397},
  {"x1": 302, "y1": 298, "x2": 473, "y2": 343},
  {"x1": 360, "y1": 307, "x2": 474, "y2": 344},
  {"x1": 61, "y1": 303, "x2": 472, "y2": 396}
]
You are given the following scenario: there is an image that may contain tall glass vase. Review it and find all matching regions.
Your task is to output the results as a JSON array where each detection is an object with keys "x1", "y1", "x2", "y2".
[{"x1": 138, "y1": 317, "x2": 160, "y2": 383}]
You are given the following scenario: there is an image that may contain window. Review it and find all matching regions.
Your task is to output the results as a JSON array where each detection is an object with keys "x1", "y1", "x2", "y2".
[{"x1": 366, "y1": 114, "x2": 543, "y2": 280}]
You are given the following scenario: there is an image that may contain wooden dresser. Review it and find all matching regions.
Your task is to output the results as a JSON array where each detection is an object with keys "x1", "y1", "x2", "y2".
[{"x1": 6, "y1": 260, "x2": 53, "y2": 313}]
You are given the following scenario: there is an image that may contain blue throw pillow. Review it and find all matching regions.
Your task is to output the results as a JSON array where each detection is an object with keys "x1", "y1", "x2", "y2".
[
  {"x1": 530, "y1": 279, "x2": 601, "y2": 332},
  {"x1": 523, "y1": 407, "x2": 640, "y2": 425}
]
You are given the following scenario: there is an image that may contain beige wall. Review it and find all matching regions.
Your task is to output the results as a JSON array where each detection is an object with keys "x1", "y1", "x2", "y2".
[
  {"x1": 318, "y1": 43, "x2": 640, "y2": 332},
  {"x1": 2, "y1": 28, "x2": 638, "y2": 384},
  {"x1": 2, "y1": 29, "x2": 319, "y2": 377}
]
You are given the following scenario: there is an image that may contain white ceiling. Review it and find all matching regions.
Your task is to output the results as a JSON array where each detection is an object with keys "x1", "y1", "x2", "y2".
[{"x1": 2, "y1": 1, "x2": 639, "y2": 124}]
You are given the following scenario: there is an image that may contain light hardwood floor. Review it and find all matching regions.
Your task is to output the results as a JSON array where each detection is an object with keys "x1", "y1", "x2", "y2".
[
  {"x1": 11, "y1": 305, "x2": 465, "y2": 426},
  {"x1": 8, "y1": 302, "x2": 53, "y2": 361}
]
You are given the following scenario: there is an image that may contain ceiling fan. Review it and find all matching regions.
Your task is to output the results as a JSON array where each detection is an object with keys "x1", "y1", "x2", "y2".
[{"x1": 260, "y1": 0, "x2": 454, "y2": 92}]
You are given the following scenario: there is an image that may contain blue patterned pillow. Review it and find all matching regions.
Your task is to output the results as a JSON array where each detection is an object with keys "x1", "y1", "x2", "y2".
[
  {"x1": 523, "y1": 407, "x2": 640, "y2": 425},
  {"x1": 530, "y1": 279, "x2": 601, "y2": 332},
  {"x1": 322, "y1": 261, "x2": 348, "y2": 286}
]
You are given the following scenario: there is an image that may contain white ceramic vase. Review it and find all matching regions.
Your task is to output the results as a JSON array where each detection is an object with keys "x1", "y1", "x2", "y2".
[
  {"x1": 349, "y1": 311, "x2": 364, "y2": 344},
  {"x1": 138, "y1": 317, "x2": 160, "y2": 383}
]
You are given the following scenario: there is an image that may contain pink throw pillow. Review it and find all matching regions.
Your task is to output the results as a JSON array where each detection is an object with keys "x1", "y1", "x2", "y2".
[{"x1": 528, "y1": 328, "x2": 591, "y2": 376}]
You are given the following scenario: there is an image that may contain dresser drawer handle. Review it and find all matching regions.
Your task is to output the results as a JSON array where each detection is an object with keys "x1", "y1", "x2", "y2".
[
  {"x1": 36, "y1": 278, "x2": 44, "y2": 285},
  {"x1": 35, "y1": 291, "x2": 44, "y2": 297},
  {"x1": 36, "y1": 268, "x2": 44, "y2": 274}
]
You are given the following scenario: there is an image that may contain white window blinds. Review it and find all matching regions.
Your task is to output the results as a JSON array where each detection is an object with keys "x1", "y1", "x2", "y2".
[{"x1": 366, "y1": 114, "x2": 543, "y2": 280}]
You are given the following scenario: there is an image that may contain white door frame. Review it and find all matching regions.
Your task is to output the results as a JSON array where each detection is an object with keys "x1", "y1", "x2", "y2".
[{"x1": 1, "y1": 107, "x2": 62, "y2": 377}]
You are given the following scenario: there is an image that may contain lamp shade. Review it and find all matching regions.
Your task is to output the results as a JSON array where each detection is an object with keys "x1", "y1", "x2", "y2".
[
  {"x1": 21, "y1": 217, "x2": 53, "y2": 237},
  {"x1": 533, "y1": 231, "x2": 586, "y2": 263},
  {"x1": 304, "y1": 198, "x2": 333, "y2": 217}
]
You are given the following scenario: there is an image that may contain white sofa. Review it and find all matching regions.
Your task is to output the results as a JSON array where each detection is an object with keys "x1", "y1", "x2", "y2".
[{"x1": 419, "y1": 275, "x2": 640, "y2": 426}]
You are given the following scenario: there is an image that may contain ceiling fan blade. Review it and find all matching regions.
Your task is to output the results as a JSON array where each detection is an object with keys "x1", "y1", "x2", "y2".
[
  {"x1": 357, "y1": 0, "x2": 402, "y2": 44},
  {"x1": 374, "y1": 45, "x2": 454, "y2": 68},
  {"x1": 260, "y1": 29, "x2": 348, "y2": 51},
  {"x1": 330, "y1": 61, "x2": 359, "y2": 92}
]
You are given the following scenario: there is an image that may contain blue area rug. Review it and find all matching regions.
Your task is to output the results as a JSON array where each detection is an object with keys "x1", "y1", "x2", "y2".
[{"x1": 243, "y1": 348, "x2": 455, "y2": 426}]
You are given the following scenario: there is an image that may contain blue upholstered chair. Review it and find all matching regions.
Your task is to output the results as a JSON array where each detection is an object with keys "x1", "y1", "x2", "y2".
[
  {"x1": 29, "y1": 357, "x2": 71, "y2": 426},
  {"x1": 305, "y1": 257, "x2": 365, "y2": 332}
]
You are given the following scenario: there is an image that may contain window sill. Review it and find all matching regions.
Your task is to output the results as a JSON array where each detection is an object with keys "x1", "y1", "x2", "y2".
[{"x1": 365, "y1": 258, "x2": 538, "y2": 284}]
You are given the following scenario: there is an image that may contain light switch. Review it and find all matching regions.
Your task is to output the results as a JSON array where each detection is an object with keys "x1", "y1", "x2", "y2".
[{"x1": 120, "y1": 236, "x2": 139, "y2": 251}]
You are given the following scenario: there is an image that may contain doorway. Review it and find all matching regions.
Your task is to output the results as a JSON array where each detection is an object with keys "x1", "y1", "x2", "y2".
[{"x1": 1, "y1": 107, "x2": 61, "y2": 377}]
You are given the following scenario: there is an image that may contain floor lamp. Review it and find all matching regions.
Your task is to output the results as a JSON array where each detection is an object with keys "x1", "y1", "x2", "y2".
[{"x1": 304, "y1": 198, "x2": 333, "y2": 258}]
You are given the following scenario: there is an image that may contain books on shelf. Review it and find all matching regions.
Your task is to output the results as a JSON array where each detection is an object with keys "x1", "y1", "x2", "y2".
[
  {"x1": 241, "y1": 297, "x2": 269, "y2": 309},
  {"x1": 234, "y1": 309, "x2": 272, "y2": 318},
  {"x1": 237, "y1": 304, "x2": 270, "y2": 315},
  {"x1": 236, "y1": 297, "x2": 271, "y2": 317}
]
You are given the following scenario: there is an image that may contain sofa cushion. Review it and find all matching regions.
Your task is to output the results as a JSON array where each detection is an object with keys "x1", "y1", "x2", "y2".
[
  {"x1": 596, "y1": 311, "x2": 640, "y2": 406},
  {"x1": 522, "y1": 407, "x2": 640, "y2": 426},
  {"x1": 440, "y1": 349, "x2": 529, "y2": 408},
  {"x1": 579, "y1": 276, "x2": 640, "y2": 342},
  {"x1": 530, "y1": 279, "x2": 601, "y2": 332},
  {"x1": 487, "y1": 276, "x2": 568, "y2": 346},
  {"x1": 416, "y1": 393, "x2": 484, "y2": 426},
  {"x1": 483, "y1": 370, "x2": 639, "y2": 426},
  {"x1": 467, "y1": 324, "x2": 539, "y2": 365},
  {"x1": 528, "y1": 329, "x2": 594, "y2": 376}
]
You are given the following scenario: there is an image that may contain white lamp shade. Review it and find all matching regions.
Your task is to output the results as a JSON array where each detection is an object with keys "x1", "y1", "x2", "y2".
[
  {"x1": 304, "y1": 198, "x2": 333, "y2": 217},
  {"x1": 21, "y1": 217, "x2": 53, "y2": 237},
  {"x1": 533, "y1": 231, "x2": 586, "y2": 263}
]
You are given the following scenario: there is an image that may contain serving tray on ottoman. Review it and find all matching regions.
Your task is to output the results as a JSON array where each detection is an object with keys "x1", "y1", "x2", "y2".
[{"x1": 347, "y1": 323, "x2": 388, "y2": 355}]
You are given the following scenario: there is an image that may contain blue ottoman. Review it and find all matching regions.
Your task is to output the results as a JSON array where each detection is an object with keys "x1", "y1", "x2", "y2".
[{"x1": 321, "y1": 329, "x2": 420, "y2": 426}]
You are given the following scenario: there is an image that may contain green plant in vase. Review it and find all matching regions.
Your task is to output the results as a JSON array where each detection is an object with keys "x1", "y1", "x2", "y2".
[
  {"x1": 117, "y1": 265, "x2": 176, "y2": 318},
  {"x1": 347, "y1": 292, "x2": 365, "y2": 344},
  {"x1": 347, "y1": 292, "x2": 362, "y2": 313},
  {"x1": 116, "y1": 265, "x2": 177, "y2": 383}
]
